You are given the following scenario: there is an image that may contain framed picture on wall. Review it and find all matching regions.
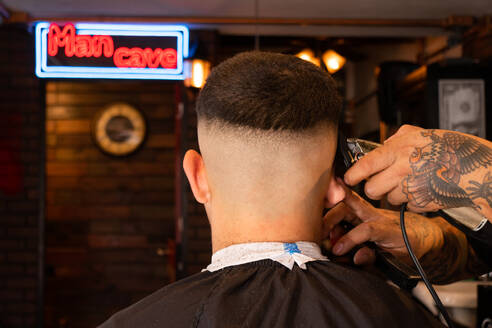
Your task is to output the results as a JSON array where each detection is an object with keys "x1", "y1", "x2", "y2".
[{"x1": 438, "y1": 79, "x2": 486, "y2": 138}]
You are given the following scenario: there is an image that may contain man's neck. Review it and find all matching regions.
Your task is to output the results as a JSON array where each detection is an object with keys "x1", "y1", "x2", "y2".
[{"x1": 209, "y1": 215, "x2": 323, "y2": 253}]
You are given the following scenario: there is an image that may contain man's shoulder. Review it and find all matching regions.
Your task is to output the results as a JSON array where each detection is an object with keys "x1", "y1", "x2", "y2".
[
  {"x1": 98, "y1": 270, "x2": 217, "y2": 328},
  {"x1": 98, "y1": 260, "x2": 443, "y2": 328},
  {"x1": 304, "y1": 261, "x2": 443, "y2": 327}
]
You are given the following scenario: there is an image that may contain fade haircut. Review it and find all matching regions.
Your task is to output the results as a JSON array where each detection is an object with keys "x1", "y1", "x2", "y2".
[{"x1": 196, "y1": 51, "x2": 342, "y2": 132}]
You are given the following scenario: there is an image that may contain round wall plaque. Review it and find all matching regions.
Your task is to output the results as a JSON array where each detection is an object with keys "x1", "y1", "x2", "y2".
[{"x1": 92, "y1": 103, "x2": 146, "y2": 156}]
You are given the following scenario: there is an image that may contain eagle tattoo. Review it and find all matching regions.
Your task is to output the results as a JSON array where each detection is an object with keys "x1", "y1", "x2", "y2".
[{"x1": 402, "y1": 130, "x2": 492, "y2": 209}]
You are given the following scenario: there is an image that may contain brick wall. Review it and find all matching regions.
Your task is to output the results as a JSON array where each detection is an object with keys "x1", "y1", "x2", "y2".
[
  {"x1": 44, "y1": 81, "x2": 178, "y2": 327},
  {"x1": 0, "y1": 24, "x2": 216, "y2": 327},
  {"x1": 0, "y1": 25, "x2": 43, "y2": 327}
]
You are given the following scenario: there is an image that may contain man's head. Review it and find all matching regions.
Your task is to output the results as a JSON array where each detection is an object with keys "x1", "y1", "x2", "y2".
[{"x1": 183, "y1": 52, "x2": 346, "y2": 249}]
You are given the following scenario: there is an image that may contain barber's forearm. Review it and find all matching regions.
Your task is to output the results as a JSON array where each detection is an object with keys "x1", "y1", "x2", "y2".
[
  {"x1": 418, "y1": 217, "x2": 490, "y2": 285},
  {"x1": 455, "y1": 137, "x2": 492, "y2": 221},
  {"x1": 439, "y1": 131, "x2": 492, "y2": 220},
  {"x1": 403, "y1": 130, "x2": 492, "y2": 220}
]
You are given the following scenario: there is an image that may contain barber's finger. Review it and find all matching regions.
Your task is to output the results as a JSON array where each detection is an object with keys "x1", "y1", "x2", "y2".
[
  {"x1": 363, "y1": 166, "x2": 402, "y2": 200},
  {"x1": 323, "y1": 202, "x2": 350, "y2": 232},
  {"x1": 332, "y1": 222, "x2": 378, "y2": 255},
  {"x1": 329, "y1": 224, "x2": 346, "y2": 244},
  {"x1": 386, "y1": 188, "x2": 408, "y2": 206},
  {"x1": 342, "y1": 189, "x2": 378, "y2": 223},
  {"x1": 344, "y1": 145, "x2": 395, "y2": 186},
  {"x1": 384, "y1": 124, "x2": 422, "y2": 144},
  {"x1": 353, "y1": 247, "x2": 376, "y2": 266}
]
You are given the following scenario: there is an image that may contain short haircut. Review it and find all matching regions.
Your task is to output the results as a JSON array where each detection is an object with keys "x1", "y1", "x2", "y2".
[{"x1": 196, "y1": 51, "x2": 342, "y2": 131}]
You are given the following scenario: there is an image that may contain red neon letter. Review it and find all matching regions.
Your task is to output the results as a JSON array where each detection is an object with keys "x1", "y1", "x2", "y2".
[
  {"x1": 143, "y1": 48, "x2": 163, "y2": 68},
  {"x1": 114, "y1": 47, "x2": 130, "y2": 67},
  {"x1": 74, "y1": 35, "x2": 93, "y2": 57},
  {"x1": 161, "y1": 48, "x2": 177, "y2": 68},
  {"x1": 129, "y1": 48, "x2": 146, "y2": 68},
  {"x1": 48, "y1": 23, "x2": 76, "y2": 57},
  {"x1": 93, "y1": 36, "x2": 114, "y2": 58}
]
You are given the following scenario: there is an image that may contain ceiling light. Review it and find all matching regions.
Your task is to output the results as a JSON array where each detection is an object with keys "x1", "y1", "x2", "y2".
[
  {"x1": 322, "y1": 50, "x2": 346, "y2": 74},
  {"x1": 295, "y1": 49, "x2": 320, "y2": 67}
]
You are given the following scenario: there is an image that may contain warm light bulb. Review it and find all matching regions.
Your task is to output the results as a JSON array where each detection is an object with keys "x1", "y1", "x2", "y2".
[
  {"x1": 296, "y1": 49, "x2": 320, "y2": 67},
  {"x1": 299, "y1": 54, "x2": 311, "y2": 61},
  {"x1": 327, "y1": 58, "x2": 340, "y2": 71},
  {"x1": 184, "y1": 59, "x2": 211, "y2": 89},
  {"x1": 322, "y1": 50, "x2": 346, "y2": 74},
  {"x1": 192, "y1": 61, "x2": 205, "y2": 88}
]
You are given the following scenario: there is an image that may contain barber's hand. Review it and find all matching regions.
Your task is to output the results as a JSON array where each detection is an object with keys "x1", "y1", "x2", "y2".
[
  {"x1": 323, "y1": 187, "x2": 444, "y2": 266},
  {"x1": 344, "y1": 125, "x2": 440, "y2": 213}
]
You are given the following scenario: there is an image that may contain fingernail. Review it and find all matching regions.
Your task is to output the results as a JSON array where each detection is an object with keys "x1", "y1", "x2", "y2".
[{"x1": 333, "y1": 243, "x2": 343, "y2": 255}]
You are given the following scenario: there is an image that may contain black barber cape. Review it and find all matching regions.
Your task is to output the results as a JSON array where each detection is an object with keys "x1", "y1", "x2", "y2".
[{"x1": 99, "y1": 260, "x2": 443, "y2": 327}]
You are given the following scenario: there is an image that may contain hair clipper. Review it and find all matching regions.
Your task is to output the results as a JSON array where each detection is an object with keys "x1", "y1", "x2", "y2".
[{"x1": 335, "y1": 133, "x2": 421, "y2": 290}]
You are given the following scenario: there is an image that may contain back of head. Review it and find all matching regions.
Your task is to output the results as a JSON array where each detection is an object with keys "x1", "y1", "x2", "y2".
[
  {"x1": 197, "y1": 51, "x2": 341, "y2": 131},
  {"x1": 195, "y1": 51, "x2": 342, "y2": 234}
]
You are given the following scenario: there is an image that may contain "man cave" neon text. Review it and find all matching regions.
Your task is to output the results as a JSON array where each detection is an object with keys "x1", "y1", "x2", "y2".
[{"x1": 48, "y1": 23, "x2": 178, "y2": 69}]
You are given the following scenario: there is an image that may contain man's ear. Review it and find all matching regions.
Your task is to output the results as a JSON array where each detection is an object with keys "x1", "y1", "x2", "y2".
[
  {"x1": 183, "y1": 150, "x2": 210, "y2": 204},
  {"x1": 325, "y1": 172, "x2": 347, "y2": 208}
]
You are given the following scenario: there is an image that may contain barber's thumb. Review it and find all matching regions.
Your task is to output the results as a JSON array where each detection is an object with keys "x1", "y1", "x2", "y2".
[{"x1": 353, "y1": 247, "x2": 376, "y2": 266}]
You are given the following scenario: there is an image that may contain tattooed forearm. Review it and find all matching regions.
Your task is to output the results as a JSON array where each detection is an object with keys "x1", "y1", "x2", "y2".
[
  {"x1": 402, "y1": 129, "x2": 492, "y2": 213},
  {"x1": 398, "y1": 130, "x2": 492, "y2": 282},
  {"x1": 418, "y1": 218, "x2": 489, "y2": 284}
]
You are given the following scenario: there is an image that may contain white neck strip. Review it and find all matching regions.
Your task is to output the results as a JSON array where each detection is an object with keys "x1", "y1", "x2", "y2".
[{"x1": 204, "y1": 241, "x2": 328, "y2": 272}]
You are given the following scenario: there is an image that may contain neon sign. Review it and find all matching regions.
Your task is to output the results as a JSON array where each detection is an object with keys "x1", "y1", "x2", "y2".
[{"x1": 35, "y1": 22, "x2": 189, "y2": 80}]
